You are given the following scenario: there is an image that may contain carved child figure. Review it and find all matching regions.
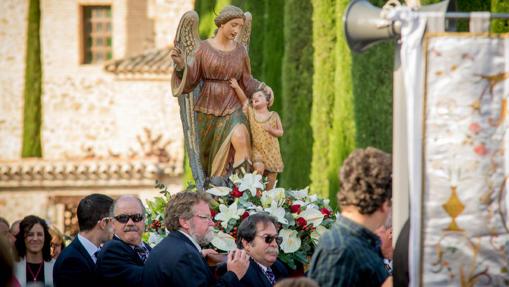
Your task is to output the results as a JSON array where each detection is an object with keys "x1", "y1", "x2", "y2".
[{"x1": 230, "y1": 78, "x2": 284, "y2": 190}]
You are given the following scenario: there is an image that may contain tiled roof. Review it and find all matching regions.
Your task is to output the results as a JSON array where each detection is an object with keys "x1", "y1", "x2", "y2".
[{"x1": 104, "y1": 48, "x2": 173, "y2": 74}]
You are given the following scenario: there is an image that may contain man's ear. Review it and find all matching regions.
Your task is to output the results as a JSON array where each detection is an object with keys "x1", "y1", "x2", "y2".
[
  {"x1": 179, "y1": 217, "x2": 190, "y2": 230},
  {"x1": 241, "y1": 239, "x2": 250, "y2": 251}
]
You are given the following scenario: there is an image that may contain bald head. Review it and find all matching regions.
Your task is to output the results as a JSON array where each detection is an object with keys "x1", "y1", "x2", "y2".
[{"x1": 111, "y1": 195, "x2": 146, "y2": 246}]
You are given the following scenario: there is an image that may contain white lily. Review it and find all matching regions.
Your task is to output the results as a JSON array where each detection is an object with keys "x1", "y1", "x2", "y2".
[
  {"x1": 211, "y1": 230, "x2": 237, "y2": 251},
  {"x1": 279, "y1": 229, "x2": 301, "y2": 253},
  {"x1": 260, "y1": 188, "x2": 285, "y2": 208},
  {"x1": 310, "y1": 225, "x2": 328, "y2": 244},
  {"x1": 291, "y1": 187, "x2": 309, "y2": 200},
  {"x1": 308, "y1": 194, "x2": 318, "y2": 203},
  {"x1": 300, "y1": 207, "x2": 324, "y2": 227},
  {"x1": 214, "y1": 202, "x2": 245, "y2": 229},
  {"x1": 229, "y1": 173, "x2": 242, "y2": 184},
  {"x1": 205, "y1": 186, "x2": 231, "y2": 197},
  {"x1": 323, "y1": 199, "x2": 330, "y2": 207},
  {"x1": 264, "y1": 201, "x2": 288, "y2": 224},
  {"x1": 238, "y1": 173, "x2": 264, "y2": 196},
  {"x1": 148, "y1": 232, "x2": 164, "y2": 247}
]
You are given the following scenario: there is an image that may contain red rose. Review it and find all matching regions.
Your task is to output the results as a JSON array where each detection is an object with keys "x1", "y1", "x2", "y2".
[
  {"x1": 290, "y1": 204, "x2": 301, "y2": 214},
  {"x1": 151, "y1": 220, "x2": 161, "y2": 231},
  {"x1": 231, "y1": 186, "x2": 243, "y2": 198},
  {"x1": 296, "y1": 217, "x2": 307, "y2": 228},
  {"x1": 241, "y1": 211, "x2": 250, "y2": 220},
  {"x1": 210, "y1": 208, "x2": 217, "y2": 218},
  {"x1": 320, "y1": 207, "x2": 331, "y2": 218}
]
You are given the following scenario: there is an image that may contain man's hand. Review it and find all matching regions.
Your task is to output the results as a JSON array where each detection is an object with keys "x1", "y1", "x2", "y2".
[
  {"x1": 170, "y1": 47, "x2": 185, "y2": 70},
  {"x1": 226, "y1": 249, "x2": 250, "y2": 280},
  {"x1": 381, "y1": 276, "x2": 393, "y2": 287},
  {"x1": 201, "y1": 248, "x2": 218, "y2": 258}
]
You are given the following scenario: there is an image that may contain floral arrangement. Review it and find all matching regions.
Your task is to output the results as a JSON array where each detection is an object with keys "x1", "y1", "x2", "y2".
[{"x1": 144, "y1": 173, "x2": 336, "y2": 269}]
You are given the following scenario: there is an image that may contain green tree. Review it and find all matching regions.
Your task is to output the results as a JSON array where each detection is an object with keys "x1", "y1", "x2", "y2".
[
  {"x1": 309, "y1": 0, "x2": 337, "y2": 198},
  {"x1": 322, "y1": 0, "x2": 358, "y2": 206},
  {"x1": 261, "y1": 0, "x2": 284, "y2": 114},
  {"x1": 195, "y1": 0, "x2": 217, "y2": 38},
  {"x1": 242, "y1": 0, "x2": 267, "y2": 79},
  {"x1": 279, "y1": 0, "x2": 314, "y2": 189},
  {"x1": 492, "y1": 0, "x2": 508, "y2": 33},
  {"x1": 22, "y1": 0, "x2": 43, "y2": 158}
]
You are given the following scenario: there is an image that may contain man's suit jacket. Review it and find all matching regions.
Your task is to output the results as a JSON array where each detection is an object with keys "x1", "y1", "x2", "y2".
[
  {"x1": 95, "y1": 236, "x2": 151, "y2": 287},
  {"x1": 143, "y1": 231, "x2": 241, "y2": 287},
  {"x1": 53, "y1": 237, "x2": 97, "y2": 287},
  {"x1": 240, "y1": 258, "x2": 288, "y2": 287}
]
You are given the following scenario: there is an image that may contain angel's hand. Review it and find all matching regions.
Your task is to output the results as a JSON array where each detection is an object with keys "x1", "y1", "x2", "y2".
[
  {"x1": 229, "y1": 78, "x2": 240, "y2": 90},
  {"x1": 170, "y1": 47, "x2": 185, "y2": 70}
]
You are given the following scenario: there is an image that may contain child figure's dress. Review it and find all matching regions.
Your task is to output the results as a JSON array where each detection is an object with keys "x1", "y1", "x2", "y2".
[{"x1": 247, "y1": 105, "x2": 284, "y2": 173}]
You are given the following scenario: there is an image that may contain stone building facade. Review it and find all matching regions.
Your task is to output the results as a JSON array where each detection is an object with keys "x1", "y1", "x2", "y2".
[{"x1": 0, "y1": 0, "x2": 193, "y2": 236}]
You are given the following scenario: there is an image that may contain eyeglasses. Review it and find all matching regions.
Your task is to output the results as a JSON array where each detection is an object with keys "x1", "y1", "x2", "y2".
[
  {"x1": 194, "y1": 214, "x2": 213, "y2": 221},
  {"x1": 258, "y1": 235, "x2": 283, "y2": 245},
  {"x1": 114, "y1": 214, "x2": 144, "y2": 223}
]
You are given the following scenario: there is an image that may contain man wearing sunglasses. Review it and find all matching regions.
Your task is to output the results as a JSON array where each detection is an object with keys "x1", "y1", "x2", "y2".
[
  {"x1": 54, "y1": 193, "x2": 114, "y2": 287},
  {"x1": 233, "y1": 213, "x2": 288, "y2": 286},
  {"x1": 96, "y1": 195, "x2": 151, "y2": 287}
]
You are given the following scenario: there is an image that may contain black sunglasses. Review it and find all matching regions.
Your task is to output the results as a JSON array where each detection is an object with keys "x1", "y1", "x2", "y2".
[
  {"x1": 259, "y1": 235, "x2": 283, "y2": 245},
  {"x1": 114, "y1": 214, "x2": 144, "y2": 223}
]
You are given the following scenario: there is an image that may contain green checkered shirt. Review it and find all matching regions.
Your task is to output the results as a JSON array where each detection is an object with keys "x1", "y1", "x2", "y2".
[{"x1": 308, "y1": 215, "x2": 390, "y2": 287}]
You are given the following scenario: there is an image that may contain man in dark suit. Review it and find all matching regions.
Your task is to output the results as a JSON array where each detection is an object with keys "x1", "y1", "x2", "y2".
[
  {"x1": 96, "y1": 195, "x2": 151, "y2": 287},
  {"x1": 53, "y1": 193, "x2": 114, "y2": 287},
  {"x1": 236, "y1": 213, "x2": 288, "y2": 286},
  {"x1": 143, "y1": 191, "x2": 250, "y2": 286}
]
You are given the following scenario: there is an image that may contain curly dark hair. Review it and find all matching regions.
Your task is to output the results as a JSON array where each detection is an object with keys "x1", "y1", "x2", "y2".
[
  {"x1": 15, "y1": 215, "x2": 52, "y2": 262},
  {"x1": 337, "y1": 147, "x2": 392, "y2": 215},
  {"x1": 164, "y1": 191, "x2": 211, "y2": 231}
]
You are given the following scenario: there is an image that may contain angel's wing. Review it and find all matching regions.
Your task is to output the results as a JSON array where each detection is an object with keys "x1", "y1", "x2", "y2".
[
  {"x1": 235, "y1": 12, "x2": 252, "y2": 51},
  {"x1": 172, "y1": 11, "x2": 201, "y2": 96},
  {"x1": 171, "y1": 11, "x2": 205, "y2": 190}
]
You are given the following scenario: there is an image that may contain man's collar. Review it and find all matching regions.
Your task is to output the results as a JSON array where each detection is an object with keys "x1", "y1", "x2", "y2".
[
  {"x1": 178, "y1": 230, "x2": 201, "y2": 252},
  {"x1": 113, "y1": 234, "x2": 144, "y2": 248},
  {"x1": 337, "y1": 215, "x2": 381, "y2": 248},
  {"x1": 254, "y1": 259, "x2": 269, "y2": 272},
  {"x1": 77, "y1": 234, "x2": 100, "y2": 262}
]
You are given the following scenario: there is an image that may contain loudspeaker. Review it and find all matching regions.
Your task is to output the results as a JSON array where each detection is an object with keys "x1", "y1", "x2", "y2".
[{"x1": 344, "y1": 0, "x2": 450, "y2": 53}]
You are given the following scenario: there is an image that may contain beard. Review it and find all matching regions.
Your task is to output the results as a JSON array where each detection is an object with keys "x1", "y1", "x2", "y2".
[{"x1": 189, "y1": 224, "x2": 214, "y2": 246}]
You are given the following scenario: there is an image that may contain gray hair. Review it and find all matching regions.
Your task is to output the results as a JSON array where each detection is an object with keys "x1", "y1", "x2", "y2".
[{"x1": 110, "y1": 195, "x2": 146, "y2": 216}]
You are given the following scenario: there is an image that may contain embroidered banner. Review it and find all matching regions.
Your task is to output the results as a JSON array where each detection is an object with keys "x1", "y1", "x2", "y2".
[{"x1": 422, "y1": 33, "x2": 509, "y2": 286}]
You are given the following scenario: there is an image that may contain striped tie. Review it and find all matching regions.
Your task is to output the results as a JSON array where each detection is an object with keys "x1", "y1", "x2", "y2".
[{"x1": 264, "y1": 267, "x2": 276, "y2": 286}]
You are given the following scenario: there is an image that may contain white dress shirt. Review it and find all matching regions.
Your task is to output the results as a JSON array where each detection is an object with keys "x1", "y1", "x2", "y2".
[{"x1": 77, "y1": 234, "x2": 100, "y2": 263}]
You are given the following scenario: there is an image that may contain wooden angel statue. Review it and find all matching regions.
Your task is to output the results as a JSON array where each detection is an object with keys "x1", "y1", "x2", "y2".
[{"x1": 171, "y1": 5, "x2": 271, "y2": 189}]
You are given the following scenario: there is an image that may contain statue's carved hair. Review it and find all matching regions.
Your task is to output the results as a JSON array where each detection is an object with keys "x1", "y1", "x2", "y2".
[
  {"x1": 214, "y1": 5, "x2": 245, "y2": 27},
  {"x1": 337, "y1": 147, "x2": 392, "y2": 215},
  {"x1": 253, "y1": 88, "x2": 273, "y2": 108},
  {"x1": 164, "y1": 191, "x2": 211, "y2": 231}
]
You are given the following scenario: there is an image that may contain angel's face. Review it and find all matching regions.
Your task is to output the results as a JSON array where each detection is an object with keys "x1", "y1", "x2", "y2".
[{"x1": 220, "y1": 18, "x2": 244, "y2": 40}]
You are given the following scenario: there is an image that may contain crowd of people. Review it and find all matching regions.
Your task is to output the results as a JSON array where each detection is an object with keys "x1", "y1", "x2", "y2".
[{"x1": 0, "y1": 147, "x2": 399, "y2": 287}]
